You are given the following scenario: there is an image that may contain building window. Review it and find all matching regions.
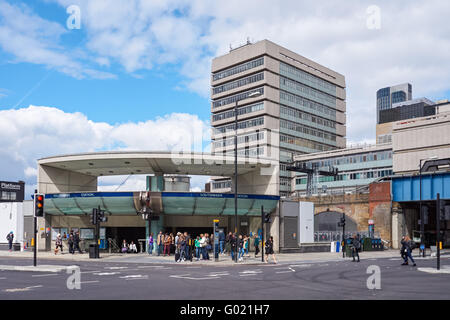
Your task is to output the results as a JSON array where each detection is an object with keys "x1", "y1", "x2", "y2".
[
  {"x1": 280, "y1": 76, "x2": 336, "y2": 107},
  {"x1": 214, "y1": 117, "x2": 265, "y2": 134},
  {"x1": 213, "y1": 57, "x2": 264, "y2": 81},
  {"x1": 212, "y1": 87, "x2": 264, "y2": 109},
  {"x1": 213, "y1": 72, "x2": 264, "y2": 95},
  {"x1": 213, "y1": 102, "x2": 264, "y2": 122},
  {"x1": 280, "y1": 91, "x2": 336, "y2": 119}
]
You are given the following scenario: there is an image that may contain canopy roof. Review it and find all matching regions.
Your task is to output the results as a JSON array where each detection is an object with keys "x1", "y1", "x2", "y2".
[{"x1": 44, "y1": 191, "x2": 279, "y2": 216}]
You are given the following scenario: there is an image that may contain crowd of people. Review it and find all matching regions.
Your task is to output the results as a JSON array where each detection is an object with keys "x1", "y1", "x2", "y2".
[
  {"x1": 149, "y1": 230, "x2": 277, "y2": 263},
  {"x1": 53, "y1": 231, "x2": 83, "y2": 255}
]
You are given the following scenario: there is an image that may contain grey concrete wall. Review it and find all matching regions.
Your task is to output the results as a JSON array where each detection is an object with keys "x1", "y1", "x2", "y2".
[{"x1": 38, "y1": 165, "x2": 98, "y2": 193}]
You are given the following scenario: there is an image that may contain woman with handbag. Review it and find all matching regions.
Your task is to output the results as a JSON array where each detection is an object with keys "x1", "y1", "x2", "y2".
[{"x1": 265, "y1": 236, "x2": 277, "y2": 264}]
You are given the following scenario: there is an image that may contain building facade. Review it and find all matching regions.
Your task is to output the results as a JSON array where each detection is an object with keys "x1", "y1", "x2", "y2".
[
  {"x1": 291, "y1": 143, "x2": 393, "y2": 196},
  {"x1": 210, "y1": 39, "x2": 347, "y2": 197},
  {"x1": 376, "y1": 83, "x2": 412, "y2": 124}
]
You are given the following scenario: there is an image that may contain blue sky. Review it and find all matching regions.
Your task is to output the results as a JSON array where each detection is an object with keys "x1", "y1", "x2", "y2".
[{"x1": 0, "y1": 0, "x2": 449, "y2": 196}]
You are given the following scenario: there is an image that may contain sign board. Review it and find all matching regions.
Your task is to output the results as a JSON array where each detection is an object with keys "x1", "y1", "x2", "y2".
[
  {"x1": 368, "y1": 220, "x2": 374, "y2": 225},
  {"x1": 0, "y1": 181, "x2": 25, "y2": 202}
]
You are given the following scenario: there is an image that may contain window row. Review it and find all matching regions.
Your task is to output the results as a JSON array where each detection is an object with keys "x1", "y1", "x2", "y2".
[
  {"x1": 280, "y1": 77, "x2": 336, "y2": 107},
  {"x1": 212, "y1": 102, "x2": 264, "y2": 122},
  {"x1": 213, "y1": 57, "x2": 264, "y2": 81},
  {"x1": 296, "y1": 169, "x2": 393, "y2": 185},
  {"x1": 225, "y1": 146, "x2": 265, "y2": 157},
  {"x1": 280, "y1": 119, "x2": 337, "y2": 142},
  {"x1": 280, "y1": 134, "x2": 335, "y2": 152},
  {"x1": 307, "y1": 150, "x2": 393, "y2": 168},
  {"x1": 214, "y1": 117, "x2": 264, "y2": 134},
  {"x1": 280, "y1": 105, "x2": 336, "y2": 129},
  {"x1": 280, "y1": 91, "x2": 336, "y2": 118},
  {"x1": 212, "y1": 181, "x2": 231, "y2": 189},
  {"x1": 213, "y1": 132, "x2": 265, "y2": 148},
  {"x1": 212, "y1": 87, "x2": 264, "y2": 109},
  {"x1": 213, "y1": 72, "x2": 264, "y2": 95},
  {"x1": 280, "y1": 62, "x2": 336, "y2": 94}
]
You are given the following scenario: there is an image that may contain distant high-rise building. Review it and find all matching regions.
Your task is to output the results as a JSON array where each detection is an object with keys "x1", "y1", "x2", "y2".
[
  {"x1": 376, "y1": 83, "x2": 412, "y2": 124},
  {"x1": 210, "y1": 39, "x2": 346, "y2": 197}
]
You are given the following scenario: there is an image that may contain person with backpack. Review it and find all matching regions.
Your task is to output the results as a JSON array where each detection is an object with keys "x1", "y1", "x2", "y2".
[
  {"x1": 351, "y1": 234, "x2": 361, "y2": 262},
  {"x1": 401, "y1": 236, "x2": 417, "y2": 266},
  {"x1": 6, "y1": 231, "x2": 14, "y2": 251}
]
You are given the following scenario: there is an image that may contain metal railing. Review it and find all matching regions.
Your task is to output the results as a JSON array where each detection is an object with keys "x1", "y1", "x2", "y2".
[{"x1": 314, "y1": 231, "x2": 381, "y2": 243}]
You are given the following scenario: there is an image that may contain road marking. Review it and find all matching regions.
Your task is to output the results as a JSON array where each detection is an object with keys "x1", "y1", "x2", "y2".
[
  {"x1": 105, "y1": 267, "x2": 128, "y2": 270},
  {"x1": 276, "y1": 271, "x2": 293, "y2": 274},
  {"x1": 31, "y1": 274, "x2": 58, "y2": 277},
  {"x1": 4, "y1": 285, "x2": 43, "y2": 293},
  {"x1": 240, "y1": 270, "x2": 262, "y2": 274},
  {"x1": 288, "y1": 267, "x2": 296, "y2": 272},
  {"x1": 137, "y1": 266, "x2": 164, "y2": 269},
  {"x1": 289, "y1": 264, "x2": 312, "y2": 268},
  {"x1": 81, "y1": 271, "x2": 101, "y2": 274},
  {"x1": 208, "y1": 272, "x2": 230, "y2": 276},
  {"x1": 0, "y1": 277, "x2": 6, "y2": 280},
  {"x1": 79, "y1": 281, "x2": 100, "y2": 284},
  {"x1": 94, "y1": 272, "x2": 120, "y2": 276},
  {"x1": 170, "y1": 274, "x2": 221, "y2": 280},
  {"x1": 119, "y1": 275, "x2": 147, "y2": 279}
]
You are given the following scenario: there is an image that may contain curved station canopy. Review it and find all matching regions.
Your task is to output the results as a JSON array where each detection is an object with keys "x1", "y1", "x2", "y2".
[{"x1": 44, "y1": 192, "x2": 280, "y2": 216}]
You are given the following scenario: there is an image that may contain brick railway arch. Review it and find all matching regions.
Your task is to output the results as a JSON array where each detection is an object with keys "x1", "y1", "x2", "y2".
[{"x1": 314, "y1": 210, "x2": 358, "y2": 232}]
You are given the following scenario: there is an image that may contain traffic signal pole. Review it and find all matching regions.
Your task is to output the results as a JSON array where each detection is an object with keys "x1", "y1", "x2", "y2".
[
  {"x1": 261, "y1": 206, "x2": 264, "y2": 263},
  {"x1": 437, "y1": 193, "x2": 441, "y2": 270},
  {"x1": 33, "y1": 215, "x2": 37, "y2": 267},
  {"x1": 342, "y1": 213, "x2": 346, "y2": 259}
]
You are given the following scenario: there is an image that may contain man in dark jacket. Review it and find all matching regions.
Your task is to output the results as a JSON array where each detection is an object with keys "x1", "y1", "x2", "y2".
[
  {"x1": 401, "y1": 236, "x2": 416, "y2": 266},
  {"x1": 230, "y1": 233, "x2": 237, "y2": 261},
  {"x1": 6, "y1": 232, "x2": 14, "y2": 251},
  {"x1": 74, "y1": 232, "x2": 83, "y2": 254},
  {"x1": 351, "y1": 234, "x2": 361, "y2": 262},
  {"x1": 68, "y1": 233, "x2": 74, "y2": 254}
]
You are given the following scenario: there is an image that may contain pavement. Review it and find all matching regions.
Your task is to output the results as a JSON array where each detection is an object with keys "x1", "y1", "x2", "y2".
[{"x1": 1, "y1": 248, "x2": 448, "y2": 268}]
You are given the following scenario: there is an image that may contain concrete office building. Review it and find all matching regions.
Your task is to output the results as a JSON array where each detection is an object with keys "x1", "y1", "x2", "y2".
[
  {"x1": 376, "y1": 83, "x2": 412, "y2": 124},
  {"x1": 210, "y1": 40, "x2": 346, "y2": 197}
]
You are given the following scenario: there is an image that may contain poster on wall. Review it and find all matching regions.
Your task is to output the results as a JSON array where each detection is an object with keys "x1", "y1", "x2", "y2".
[{"x1": 80, "y1": 228, "x2": 94, "y2": 240}]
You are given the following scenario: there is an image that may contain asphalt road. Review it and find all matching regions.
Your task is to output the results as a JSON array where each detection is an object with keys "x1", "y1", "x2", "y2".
[{"x1": 1, "y1": 255, "x2": 450, "y2": 300}]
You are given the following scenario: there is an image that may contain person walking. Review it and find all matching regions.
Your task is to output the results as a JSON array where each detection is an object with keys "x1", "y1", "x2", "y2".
[
  {"x1": 6, "y1": 231, "x2": 14, "y2": 251},
  {"x1": 254, "y1": 234, "x2": 260, "y2": 257},
  {"x1": 205, "y1": 233, "x2": 211, "y2": 260},
  {"x1": 74, "y1": 232, "x2": 82, "y2": 254},
  {"x1": 68, "y1": 232, "x2": 74, "y2": 254},
  {"x1": 265, "y1": 236, "x2": 277, "y2": 264},
  {"x1": 238, "y1": 235, "x2": 244, "y2": 262},
  {"x1": 148, "y1": 233, "x2": 154, "y2": 255},
  {"x1": 157, "y1": 231, "x2": 164, "y2": 256},
  {"x1": 184, "y1": 232, "x2": 191, "y2": 261},
  {"x1": 401, "y1": 236, "x2": 417, "y2": 266},
  {"x1": 225, "y1": 232, "x2": 232, "y2": 255},
  {"x1": 351, "y1": 234, "x2": 361, "y2": 262},
  {"x1": 55, "y1": 233, "x2": 63, "y2": 254},
  {"x1": 244, "y1": 235, "x2": 249, "y2": 257}
]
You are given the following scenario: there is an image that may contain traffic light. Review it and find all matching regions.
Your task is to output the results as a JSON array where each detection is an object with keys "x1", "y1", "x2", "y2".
[
  {"x1": 34, "y1": 194, "x2": 44, "y2": 217},
  {"x1": 264, "y1": 212, "x2": 271, "y2": 223},
  {"x1": 91, "y1": 208, "x2": 98, "y2": 225},
  {"x1": 438, "y1": 199, "x2": 450, "y2": 221},
  {"x1": 98, "y1": 209, "x2": 107, "y2": 223},
  {"x1": 337, "y1": 217, "x2": 346, "y2": 228}
]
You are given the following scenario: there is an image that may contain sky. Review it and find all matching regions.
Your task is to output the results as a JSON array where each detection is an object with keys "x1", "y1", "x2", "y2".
[{"x1": 0, "y1": 0, "x2": 449, "y2": 198}]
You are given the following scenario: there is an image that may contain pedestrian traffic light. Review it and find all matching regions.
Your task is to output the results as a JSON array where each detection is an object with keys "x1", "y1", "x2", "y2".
[
  {"x1": 337, "y1": 217, "x2": 346, "y2": 228},
  {"x1": 34, "y1": 194, "x2": 44, "y2": 217},
  {"x1": 438, "y1": 199, "x2": 449, "y2": 221},
  {"x1": 264, "y1": 212, "x2": 271, "y2": 223}
]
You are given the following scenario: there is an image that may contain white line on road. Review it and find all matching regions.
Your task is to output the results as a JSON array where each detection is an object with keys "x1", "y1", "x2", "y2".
[
  {"x1": 276, "y1": 271, "x2": 293, "y2": 274},
  {"x1": 31, "y1": 274, "x2": 58, "y2": 277},
  {"x1": 105, "y1": 267, "x2": 128, "y2": 270},
  {"x1": 79, "y1": 281, "x2": 100, "y2": 284},
  {"x1": 0, "y1": 277, "x2": 7, "y2": 280},
  {"x1": 80, "y1": 271, "x2": 102, "y2": 274},
  {"x1": 94, "y1": 272, "x2": 120, "y2": 276},
  {"x1": 4, "y1": 285, "x2": 43, "y2": 293},
  {"x1": 119, "y1": 275, "x2": 146, "y2": 279}
]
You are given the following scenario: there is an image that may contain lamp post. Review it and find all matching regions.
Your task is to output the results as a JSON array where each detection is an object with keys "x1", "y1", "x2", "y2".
[
  {"x1": 234, "y1": 90, "x2": 262, "y2": 262},
  {"x1": 419, "y1": 156, "x2": 437, "y2": 257}
]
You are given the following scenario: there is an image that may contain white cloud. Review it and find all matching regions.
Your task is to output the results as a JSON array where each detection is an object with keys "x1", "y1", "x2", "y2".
[
  {"x1": 3, "y1": 0, "x2": 450, "y2": 143},
  {"x1": 0, "y1": 105, "x2": 210, "y2": 196}
]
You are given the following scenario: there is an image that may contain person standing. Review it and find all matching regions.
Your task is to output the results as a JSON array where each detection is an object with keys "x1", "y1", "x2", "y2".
[
  {"x1": 55, "y1": 233, "x2": 63, "y2": 254},
  {"x1": 230, "y1": 233, "x2": 237, "y2": 261},
  {"x1": 6, "y1": 231, "x2": 14, "y2": 251},
  {"x1": 351, "y1": 234, "x2": 361, "y2": 262},
  {"x1": 74, "y1": 232, "x2": 82, "y2": 254},
  {"x1": 163, "y1": 233, "x2": 171, "y2": 256},
  {"x1": 254, "y1": 234, "x2": 260, "y2": 257},
  {"x1": 148, "y1": 233, "x2": 154, "y2": 255},
  {"x1": 184, "y1": 232, "x2": 191, "y2": 261},
  {"x1": 68, "y1": 232, "x2": 74, "y2": 254},
  {"x1": 195, "y1": 236, "x2": 201, "y2": 261},
  {"x1": 265, "y1": 236, "x2": 277, "y2": 264},
  {"x1": 157, "y1": 231, "x2": 164, "y2": 256},
  {"x1": 225, "y1": 232, "x2": 232, "y2": 255},
  {"x1": 401, "y1": 236, "x2": 417, "y2": 266}
]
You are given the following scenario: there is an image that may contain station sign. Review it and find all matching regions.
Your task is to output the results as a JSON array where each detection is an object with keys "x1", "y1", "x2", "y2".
[{"x1": 0, "y1": 180, "x2": 25, "y2": 202}]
